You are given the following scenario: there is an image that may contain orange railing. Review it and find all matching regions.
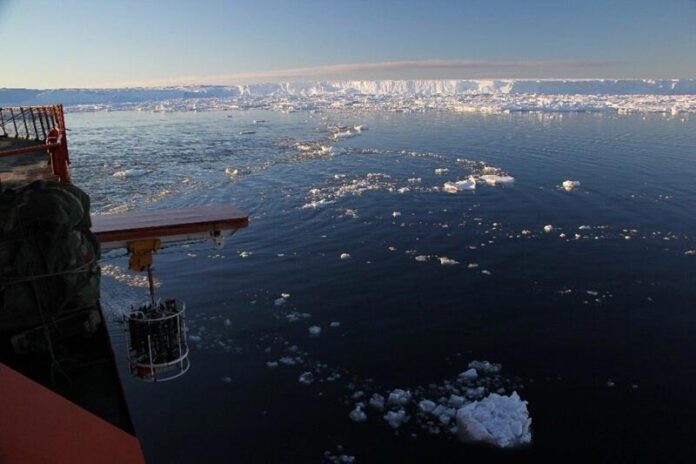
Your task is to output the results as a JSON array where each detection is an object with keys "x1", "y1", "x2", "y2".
[{"x1": 0, "y1": 105, "x2": 70, "y2": 183}]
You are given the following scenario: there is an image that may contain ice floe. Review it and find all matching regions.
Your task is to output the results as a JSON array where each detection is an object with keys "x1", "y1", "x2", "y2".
[
  {"x1": 438, "y1": 257, "x2": 459, "y2": 266},
  {"x1": 308, "y1": 326, "x2": 322, "y2": 337},
  {"x1": 479, "y1": 175, "x2": 515, "y2": 186},
  {"x1": 456, "y1": 392, "x2": 532, "y2": 448},
  {"x1": 443, "y1": 177, "x2": 476, "y2": 193},
  {"x1": 562, "y1": 180, "x2": 581, "y2": 191},
  {"x1": 384, "y1": 409, "x2": 409, "y2": 429},
  {"x1": 349, "y1": 405, "x2": 367, "y2": 423},
  {"x1": 113, "y1": 168, "x2": 148, "y2": 178}
]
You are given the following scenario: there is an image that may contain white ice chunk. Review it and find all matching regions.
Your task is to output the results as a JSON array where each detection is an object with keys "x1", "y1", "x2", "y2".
[
  {"x1": 448, "y1": 395, "x2": 466, "y2": 408},
  {"x1": 299, "y1": 372, "x2": 315, "y2": 385},
  {"x1": 439, "y1": 257, "x2": 459, "y2": 266},
  {"x1": 308, "y1": 326, "x2": 322, "y2": 337},
  {"x1": 384, "y1": 409, "x2": 408, "y2": 429},
  {"x1": 443, "y1": 177, "x2": 476, "y2": 193},
  {"x1": 459, "y1": 368, "x2": 478, "y2": 381},
  {"x1": 435, "y1": 168, "x2": 449, "y2": 175},
  {"x1": 479, "y1": 175, "x2": 515, "y2": 186},
  {"x1": 369, "y1": 394, "x2": 385, "y2": 411},
  {"x1": 543, "y1": 225, "x2": 553, "y2": 233},
  {"x1": 468, "y1": 360, "x2": 501, "y2": 374},
  {"x1": 113, "y1": 169, "x2": 148, "y2": 178},
  {"x1": 562, "y1": 180, "x2": 581, "y2": 191},
  {"x1": 225, "y1": 167, "x2": 239, "y2": 176},
  {"x1": 387, "y1": 389, "x2": 412, "y2": 406},
  {"x1": 349, "y1": 406, "x2": 367, "y2": 423},
  {"x1": 330, "y1": 321, "x2": 341, "y2": 328},
  {"x1": 455, "y1": 392, "x2": 532, "y2": 448},
  {"x1": 418, "y1": 399, "x2": 437, "y2": 413},
  {"x1": 340, "y1": 253, "x2": 351, "y2": 260}
]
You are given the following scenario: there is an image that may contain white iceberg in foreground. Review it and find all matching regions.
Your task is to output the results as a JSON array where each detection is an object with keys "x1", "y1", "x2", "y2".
[{"x1": 456, "y1": 391, "x2": 532, "y2": 448}]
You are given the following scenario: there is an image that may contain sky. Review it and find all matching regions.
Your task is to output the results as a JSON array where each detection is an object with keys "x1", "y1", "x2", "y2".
[{"x1": 0, "y1": 0, "x2": 695, "y2": 88}]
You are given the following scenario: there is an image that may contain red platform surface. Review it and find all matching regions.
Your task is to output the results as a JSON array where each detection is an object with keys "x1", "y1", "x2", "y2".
[{"x1": 0, "y1": 363, "x2": 145, "y2": 464}]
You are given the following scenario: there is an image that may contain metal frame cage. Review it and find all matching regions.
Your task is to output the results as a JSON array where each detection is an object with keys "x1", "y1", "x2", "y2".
[{"x1": 125, "y1": 299, "x2": 189, "y2": 382}]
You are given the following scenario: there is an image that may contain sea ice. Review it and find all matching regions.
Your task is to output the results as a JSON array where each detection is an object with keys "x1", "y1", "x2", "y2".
[
  {"x1": 543, "y1": 225, "x2": 553, "y2": 233},
  {"x1": 349, "y1": 406, "x2": 367, "y2": 423},
  {"x1": 479, "y1": 175, "x2": 515, "y2": 186},
  {"x1": 435, "y1": 168, "x2": 449, "y2": 175},
  {"x1": 439, "y1": 257, "x2": 459, "y2": 266},
  {"x1": 387, "y1": 389, "x2": 412, "y2": 406},
  {"x1": 443, "y1": 177, "x2": 476, "y2": 193},
  {"x1": 340, "y1": 253, "x2": 351, "y2": 260},
  {"x1": 225, "y1": 167, "x2": 239, "y2": 176},
  {"x1": 455, "y1": 392, "x2": 532, "y2": 448},
  {"x1": 299, "y1": 372, "x2": 315, "y2": 385},
  {"x1": 330, "y1": 321, "x2": 341, "y2": 328},
  {"x1": 459, "y1": 368, "x2": 478, "y2": 381},
  {"x1": 418, "y1": 400, "x2": 436, "y2": 413},
  {"x1": 384, "y1": 409, "x2": 408, "y2": 429},
  {"x1": 562, "y1": 180, "x2": 581, "y2": 191},
  {"x1": 468, "y1": 360, "x2": 501, "y2": 374},
  {"x1": 308, "y1": 326, "x2": 322, "y2": 337},
  {"x1": 369, "y1": 394, "x2": 386, "y2": 410},
  {"x1": 113, "y1": 169, "x2": 148, "y2": 178}
]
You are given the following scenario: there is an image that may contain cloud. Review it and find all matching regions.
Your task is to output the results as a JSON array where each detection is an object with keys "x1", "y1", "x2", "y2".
[{"x1": 101, "y1": 59, "x2": 619, "y2": 88}]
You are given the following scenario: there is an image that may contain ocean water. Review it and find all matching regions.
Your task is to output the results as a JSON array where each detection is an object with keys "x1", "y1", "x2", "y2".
[{"x1": 68, "y1": 110, "x2": 696, "y2": 463}]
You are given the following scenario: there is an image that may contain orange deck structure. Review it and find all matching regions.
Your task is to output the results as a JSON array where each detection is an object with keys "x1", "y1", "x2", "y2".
[{"x1": 0, "y1": 363, "x2": 145, "y2": 464}]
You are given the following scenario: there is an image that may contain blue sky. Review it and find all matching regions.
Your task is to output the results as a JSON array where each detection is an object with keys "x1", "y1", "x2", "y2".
[{"x1": 0, "y1": 0, "x2": 694, "y2": 88}]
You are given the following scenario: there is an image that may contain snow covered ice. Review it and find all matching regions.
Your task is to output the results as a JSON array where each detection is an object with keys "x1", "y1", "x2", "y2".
[
  {"x1": 455, "y1": 392, "x2": 532, "y2": 448},
  {"x1": 479, "y1": 175, "x2": 515, "y2": 186},
  {"x1": 25, "y1": 79, "x2": 696, "y2": 115},
  {"x1": 562, "y1": 180, "x2": 581, "y2": 191},
  {"x1": 113, "y1": 168, "x2": 148, "y2": 178},
  {"x1": 443, "y1": 177, "x2": 476, "y2": 193}
]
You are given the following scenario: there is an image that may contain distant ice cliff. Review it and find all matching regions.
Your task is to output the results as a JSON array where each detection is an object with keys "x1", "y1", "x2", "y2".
[{"x1": 2, "y1": 79, "x2": 695, "y2": 114}]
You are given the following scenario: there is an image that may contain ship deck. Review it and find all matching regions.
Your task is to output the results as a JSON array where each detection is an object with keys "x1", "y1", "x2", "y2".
[{"x1": 0, "y1": 137, "x2": 56, "y2": 187}]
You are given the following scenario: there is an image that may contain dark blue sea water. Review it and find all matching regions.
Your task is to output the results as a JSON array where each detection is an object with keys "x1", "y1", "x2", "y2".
[{"x1": 68, "y1": 110, "x2": 696, "y2": 463}]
